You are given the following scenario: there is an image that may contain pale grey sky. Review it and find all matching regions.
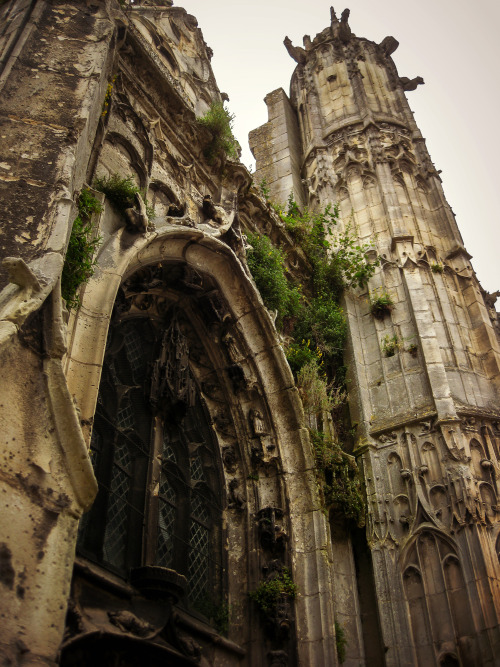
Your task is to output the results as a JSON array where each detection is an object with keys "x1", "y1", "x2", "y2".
[{"x1": 180, "y1": 0, "x2": 499, "y2": 294}]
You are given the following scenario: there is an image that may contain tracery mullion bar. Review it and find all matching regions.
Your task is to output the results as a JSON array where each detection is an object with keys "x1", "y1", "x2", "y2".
[{"x1": 144, "y1": 414, "x2": 163, "y2": 565}]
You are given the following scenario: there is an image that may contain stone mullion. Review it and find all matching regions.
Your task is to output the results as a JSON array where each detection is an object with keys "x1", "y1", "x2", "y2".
[
  {"x1": 304, "y1": 66, "x2": 327, "y2": 150},
  {"x1": 356, "y1": 439, "x2": 415, "y2": 665},
  {"x1": 370, "y1": 543, "x2": 415, "y2": 666},
  {"x1": 427, "y1": 174, "x2": 465, "y2": 250},
  {"x1": 343, "y1": 292, "x2": 374, "y2": 438},
  {"x1": 401, "y1": 171, "x2": 428, "y2": 248},
  {"x1": 473, "y1": 525, "x2": 500, "y2": 621},
  {"x1": 345, "y1": 51, "x2": 372, "y2": 125},
  {"x1": 374, "y1": 162, "x2": 409, "y2": 239},
  {"x1": 398, "y1": 255, "x2": 458, "y2": 422}
]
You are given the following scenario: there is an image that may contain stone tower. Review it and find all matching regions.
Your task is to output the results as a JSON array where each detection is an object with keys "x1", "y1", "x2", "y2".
[
  {"x1": 251, "y1": 7, "x2": 500, "y2": 666},
  {"x1": 1, "y1": 1, "x2": 500, "y2": 666}
]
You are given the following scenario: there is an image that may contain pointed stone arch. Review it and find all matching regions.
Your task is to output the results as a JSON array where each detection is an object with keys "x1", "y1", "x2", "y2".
[
  {"x1": 65, "y1": 222, "x2": 338, "y2": 664},
  {"x1": 401, "y1": 528, "x2": 477, "y2": 665}
]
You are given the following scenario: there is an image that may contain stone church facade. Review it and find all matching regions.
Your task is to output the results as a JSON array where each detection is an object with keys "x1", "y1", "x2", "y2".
[{"x1": 0, "y1": 2, "x2": 499, "y2": 666}]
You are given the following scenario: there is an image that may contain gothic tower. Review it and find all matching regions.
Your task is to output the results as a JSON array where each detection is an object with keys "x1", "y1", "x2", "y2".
[
  {"x1": 251, "y1": 7, "x2": 500, "y2": 666},
  {"x1": 1, "y1": 1, "x2": 500, "y2": 665}
]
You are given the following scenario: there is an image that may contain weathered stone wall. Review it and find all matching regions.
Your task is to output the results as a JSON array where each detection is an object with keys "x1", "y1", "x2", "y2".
[
  {"x1": 2, "y1": 2, "x2": 499, "y2": 666},
  {"x1": 252, "y1": 9, "x2": 500, "y2": 667},
  {"x1": 249, "y1": 88, "x2": 306, "y2": 209},
  {"x1": 0, "y1": 3, "x2": 340, "y2": 666}
]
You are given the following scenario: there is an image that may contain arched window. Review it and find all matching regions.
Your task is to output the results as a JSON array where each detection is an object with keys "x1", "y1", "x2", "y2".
[
  {"x1": 78, "y1": 279, "x2": 224, "y2": 613},
  {"x1": 403, "y1": 531, "x2": 477, "y2": 665}
]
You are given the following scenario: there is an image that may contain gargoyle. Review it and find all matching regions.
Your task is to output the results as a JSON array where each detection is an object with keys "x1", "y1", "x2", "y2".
[
  {"x1": 202, "y1": 194, "x2": 223, "y2": 224},
  {"x1": 200, "y1": 193, "x2": 237, "y2": 238},
  {"x1": 124, "y1": 192, "x2": 148, "y2": 233},
  {"x1": 283, "y1": 37, "x2": 306, "y2": 65},
  {"x1": 339, "y1": 8, "x2": 352, "y2": 42},
  {"x1": 108, "y1": 610, "x2": 155, "y2": 638},
  {"x1": 228, "y1": 478, "x2": 246, "y2": 510},
  {"x1": 400, "y1": 76, "x2": 424, "y2": 91}
]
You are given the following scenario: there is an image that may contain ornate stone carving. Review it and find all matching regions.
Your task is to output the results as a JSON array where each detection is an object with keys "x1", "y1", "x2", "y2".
[
  {"x1": 283, "y1": 37, "x2": 307, "y2": 65},
  {"x1": 124, "y1": 192, "x2": 150, "y2": 234},
  {"x1": 257, "y1": 507, "x2": 287, "y2": 552},
  {"x1": 108, "y1": 610, "x2": 155, "y2": 638},
  {"x1": 250, "y1": 409, "x2": 268, "y2": 437},
  {"x1": 150, "y1": 314, "x2": 196, "y2": 413},
  {"x1": 222, "y1": 445, "x2": 237, "y2": 473},
  {"x1": 228, "y1": 478, "x2": 246, "y2": 510},
  {"x1": 378, "y1": 432, "x2": 397, "y2": 444},
  {"x1": 399, "y1": 75, "x2": 424, "y2": 91},
  {"x1": 214, "y1": 409, "x2": 235, "y2": 437},
  {"x1": 222, "y1": 331, "x2": 241, "y2": 363}
]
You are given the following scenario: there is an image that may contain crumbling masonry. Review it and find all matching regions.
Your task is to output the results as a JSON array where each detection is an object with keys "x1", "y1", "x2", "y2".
[{"x1": 0, "y1": 2, "x2": 499, "y2": 666}]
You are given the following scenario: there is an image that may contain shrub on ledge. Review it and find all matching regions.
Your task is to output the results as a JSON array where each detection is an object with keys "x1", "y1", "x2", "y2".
[{"x1": 196, "y1": 102, "x2": 239, "y2": 163}]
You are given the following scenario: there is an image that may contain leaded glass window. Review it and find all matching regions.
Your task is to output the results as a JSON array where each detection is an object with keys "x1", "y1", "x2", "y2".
[{"x1": 78, "y1": 306, "x2": 223, "y2": 615}]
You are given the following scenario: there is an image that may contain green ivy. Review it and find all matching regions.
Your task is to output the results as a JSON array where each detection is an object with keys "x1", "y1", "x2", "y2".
[
  {"x1": 246, "y1": 197, "x2": 375, "y2": 525},
  {"x1": 335, "y1": 621, "x2": 347, "y2": 664},
  {"x1": 247, "y1": 197, "x2": 377, "y2": 382},
  {"x1": 61, "y1": 189, "x2": 102, "y2": 310},
  {"x1": 196, "y1": 102, "x2": 239, "y2": 163},
  {"x1": 310, "y1": 430, "x2": 365, "y2": 526},
  {"x1": 249, "y1": 568, "x2": 298, "y2": 615},
  {"x1": 246, "y1": 232, "x2": 301, "y2": 328}
]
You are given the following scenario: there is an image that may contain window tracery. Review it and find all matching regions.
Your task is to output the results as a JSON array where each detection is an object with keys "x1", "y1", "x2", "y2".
[{"x1": 78, "y1": 264, "x2": 225, "y2": 613}]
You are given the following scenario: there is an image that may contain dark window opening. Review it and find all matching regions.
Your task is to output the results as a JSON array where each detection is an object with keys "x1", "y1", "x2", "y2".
[{"x1": 78, "y1": 303, "x2": 224, "y2": 615}]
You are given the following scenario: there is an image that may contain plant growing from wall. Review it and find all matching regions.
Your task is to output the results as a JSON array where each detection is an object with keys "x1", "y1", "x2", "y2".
[
  {"x1": 93, "y1": 174, "x2": 155, "y2": 220},
  {"x1": 431, "y1": 262, "x2": 444, "y2": 273},
  {"x1": 196, "y1": 102, "x2": 239, "y2": 163},
  {"x1": 245, "y1": 232, "x2": 301, "y2": 328},
  {"x1": 101, "y1": 75, "x2": 116, "y2": 117},
  {"x1": 246, "y1": 196, "x2": 375, "y2": 524},
  {"x1": 369, "y1": 289, "x2": 394, "y2": 319},
  {"x1": 61, "y1": 189, "x2": 102, "y2": 310},
  {"x1": 310, "y1": 430, "x2": 365, "y2": 526},
  {"x1": 406, "y1": 342, "x2": 418, "y2": 357},
  {"x1": 296, "y1": 359, "x2": 334, "y2": 416},
  {"x1": 259, "y1": 178, "x2": 270, "y2": 202},
  {"x1": 381, "y1": 333, "x2": 402, "y2": 357},
  {"x1": 335, "y1": 621, "x2": 347, "y2": 664},
  {"x1": 286, "y1": 339, "x2": 323, "y2": 376},
  {"x1": 249, "y1": 568, "x2": 298, "y2": 615},
  {"x1": 247, "y1": 197, "x2": 376, "y2": 382}
]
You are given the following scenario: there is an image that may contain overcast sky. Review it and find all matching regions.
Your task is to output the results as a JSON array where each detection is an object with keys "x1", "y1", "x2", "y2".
[{"x1": 179, "y1": 0, "x2": 499, "y2": 294}]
